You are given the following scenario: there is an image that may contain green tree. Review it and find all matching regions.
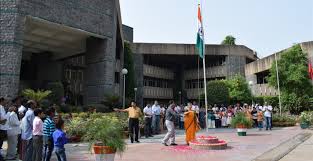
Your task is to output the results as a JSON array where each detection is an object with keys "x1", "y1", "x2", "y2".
[
  {"x1": 124, "y1": 42, "x2": 136, "y2": 99},
  {"x1": 225, "y1": 75, "x2": 252, "y2": 104},
  {"x1": 221, "y1": 35, "x2": 236, "y2": 45},
  {"x1": 204, "y1": 80, "x2": 229, "y2": 105},
  {"x1": 268, "y1": 45, "x2": 313, "y2": 114}
]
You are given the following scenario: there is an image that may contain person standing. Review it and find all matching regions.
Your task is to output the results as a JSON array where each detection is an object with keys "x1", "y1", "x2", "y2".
[
  {"x1": 6, "y1": 106, "x2": 20, "y2": 160},
  {"x1": 21, "y1": 100, "x2": 37, "y2": 161},
  {"x1": 263, "y1": 102, "x2": 273, "y2": 130},
  {"x1": 184, "y1": 103, "x2": 200, "y2": 145},
  {"x1": 152, "y1": 101, "x2": 161, "y2": 134},
  {"x1": 162, "y1": 103, "x2": 179, "y2": 146},
  {"x1": 192, "y1": 101, "x2": 200, "y2": 117},
  {"x1": 114, "y1": 102, "x2": 142, "y2": 143},
  {"x1": 32, "y1": 108, "x2": 44, "y2": 161},
  {"x1": 257, "y1": 110, "x2": 264, "y2": 131},
  {"x1": 53, "y1": 119, "x2": 67, "y2": 161},
  {"x1": 143, "y1": 104, "x2": 153, "y2": 138},
  {"x1": 43, "y1": 107, "x2": 56, "y2": 161},
  {"x1": 0, "y1": 97, "x2": 7, "y2": 161},
  {"x1": 160, "y1": 105, "x2": 166, "y2": 132}
]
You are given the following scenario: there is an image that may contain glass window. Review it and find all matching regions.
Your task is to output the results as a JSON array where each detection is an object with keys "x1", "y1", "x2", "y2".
[{"x1": 115, "y1": 72, "x2": 120, "y2": 84}]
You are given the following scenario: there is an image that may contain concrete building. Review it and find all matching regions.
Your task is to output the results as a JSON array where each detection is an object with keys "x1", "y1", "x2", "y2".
[
  {"x1": 1, "y1": 0, "x2": 126, "y2": 104},
  {"x1": 245, "y1": 41, "x2": 313, "y2": 96},
  {"x1": 132, "y1": 43, "x2": 258, "y2": 106}
]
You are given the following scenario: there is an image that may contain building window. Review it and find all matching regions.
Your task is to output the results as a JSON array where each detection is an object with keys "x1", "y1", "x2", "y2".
[{"x1": 115, "y1": 72, "x2": 120, "y2": 84}]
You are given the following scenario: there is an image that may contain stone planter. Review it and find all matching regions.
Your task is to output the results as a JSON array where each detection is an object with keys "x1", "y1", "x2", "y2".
[
  {"x1": 300, "y1": 122, "x2": 310, "y2": 129},
  {"x1": 237, "y1": 128, "x2": 247, "y2": 136}
]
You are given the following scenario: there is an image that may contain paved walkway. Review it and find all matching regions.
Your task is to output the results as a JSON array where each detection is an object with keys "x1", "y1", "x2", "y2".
[
  {"x1": 279, "y1": 130, "x2": 313, "y2": 161},
  {"x1": 2, "y1": 127, "x2": 303, "y2": 161}
]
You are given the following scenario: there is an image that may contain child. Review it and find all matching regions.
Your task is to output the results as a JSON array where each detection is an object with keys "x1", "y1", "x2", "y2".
[
  {"x1": 53, "y1": 119, "x2": 68, "y2": 161},
  {"x1": 257, "y1": 110, "x2": 264, "y2": 131}
]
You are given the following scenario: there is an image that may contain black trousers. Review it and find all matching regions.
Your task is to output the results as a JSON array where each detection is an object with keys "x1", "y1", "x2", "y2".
[
  {"x1": 144, "y1": 117, "x2": 152, "y2": 137},
  {"x1": 129, "y1": 118, "x2": 139, "y2": 142}
]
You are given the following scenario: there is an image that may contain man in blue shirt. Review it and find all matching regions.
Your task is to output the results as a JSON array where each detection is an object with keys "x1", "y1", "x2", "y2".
[
  {"x1": 53, "y1": 119, "x2": 67, "y2": 161},
  {"x1": 43, "y1": 107, "x2": 56, "y2": 161},
  {"x1": 21, "y1": 100, "x2": 37, "y2": 161}
]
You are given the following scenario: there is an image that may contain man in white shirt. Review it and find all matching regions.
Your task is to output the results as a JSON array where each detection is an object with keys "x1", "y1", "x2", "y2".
[
  {"x1": 143, "y1": 104, "x2": 153, "y2": 138},
  {"x1": 152, "y1": 101, "x2": 161, "y2": 134},
  {"x1": 192, "y1": 101, "x2": 200, "y2": 115},
  {"x1": 0, "y1": 97, "x2": 8, "y2": 161},
  {"x1": 263, "y1": 102, "x2": 273, "y2": 130}
]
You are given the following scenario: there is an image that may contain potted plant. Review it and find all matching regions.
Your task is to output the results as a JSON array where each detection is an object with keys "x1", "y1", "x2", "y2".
[
  {"x1": 84, "y1": 116, "x2": 126, "y2": 161},
  {"x1": 231, "y1": 112, "x2": 252, "y2": 136},
  {"x1": 299, "y1": 111, "x2": 312, "y2": 129},
  {"x1": 65, "y1": 117, "x2": 87, "y2": 142}
]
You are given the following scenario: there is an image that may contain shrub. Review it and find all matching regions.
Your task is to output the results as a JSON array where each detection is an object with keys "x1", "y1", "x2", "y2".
[
  {"x1": 83, "y1": 116, "x2": 126, "y2": 153},
  {"x1": 65, "y1": 117, "x2": 88, "y2": 137},
  {"x1": 231, "y1": 112, "x2": 253, "y2": 128},
  {"x1": 272, "y1": 113, "x2": 297, "y2": 127},
  {"x1": 83, "y1": 104, "x2": 112, "y2": 113},
  {"x1": 205, "y1": 80, "x2": 229, "y2": 105},
  {"x1": 22, "y1": 89, "x2": 52, "y2": 106},
  {"x1": 299, "y1": 111, "x2": 313, "y2": 125},
  {"x1": 46, "y1": 82, "x2": 64, "y2": 105}
]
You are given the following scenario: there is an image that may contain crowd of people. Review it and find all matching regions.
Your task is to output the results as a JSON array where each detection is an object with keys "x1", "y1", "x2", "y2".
[
  {"x1": 206, "y1": 103, "x2": 273, "y2": 130},
  {"x1": 0, "y1": 97, "x2": 67, "y2": 161}
]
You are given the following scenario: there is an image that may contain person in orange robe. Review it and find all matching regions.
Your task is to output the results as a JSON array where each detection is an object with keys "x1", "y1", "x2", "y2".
[{"x1": 184, "y1": 103, "x2": 200, "y2": 145}]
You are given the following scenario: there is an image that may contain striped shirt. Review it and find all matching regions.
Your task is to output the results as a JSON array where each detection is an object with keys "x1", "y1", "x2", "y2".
[{"x1": 43, "y1": 117, "x2": 55, "y2": 137}]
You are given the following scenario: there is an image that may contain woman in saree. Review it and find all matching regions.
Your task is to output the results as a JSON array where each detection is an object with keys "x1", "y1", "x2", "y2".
[{"x1": 184, "y1": 103, "x2": 200, "y2": 145}]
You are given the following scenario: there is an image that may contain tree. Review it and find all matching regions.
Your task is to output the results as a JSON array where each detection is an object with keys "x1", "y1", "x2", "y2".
[
  {"x1": 204, "y1": 80, "x2": 230, "y2": 105},
  {"x1": 268, "y1": 45, "x2": 313, "y2": 114},
  {"x1": 221, "y1": 35, "x2": 236, "y2": 45},
  {"x1": 124, "y1": 42, "x2": 136, "y2": 99},
  {"x1": 225, "y1": 75, "x2": 252, "y2": 104}
]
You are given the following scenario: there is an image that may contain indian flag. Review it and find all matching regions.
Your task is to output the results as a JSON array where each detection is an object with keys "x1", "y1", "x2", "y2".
[{"x1": 196, "y1": 4, "x2": 204, "y2": 59}]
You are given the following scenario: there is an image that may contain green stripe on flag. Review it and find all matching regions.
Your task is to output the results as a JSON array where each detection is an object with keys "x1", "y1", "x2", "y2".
[{"x1": 196, "y1": 33, "x2": 204, "y2": 59}]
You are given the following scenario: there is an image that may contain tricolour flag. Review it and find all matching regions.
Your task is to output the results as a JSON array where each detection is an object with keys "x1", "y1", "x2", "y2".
[{"x1": 196, "y1": 4, "x2": 204, "y2": 59}]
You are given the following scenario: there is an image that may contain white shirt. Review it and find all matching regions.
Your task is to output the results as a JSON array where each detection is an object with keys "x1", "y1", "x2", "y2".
[
  {"x1": 18, "y1": 105, "x2": 26, "y2": 113},
  {"x1": 0, "y1": 105, "x2": 8, "y2": 130},
  {"x1": 175, "y1": 106, "x2": 181, "y2": 113},
  {"x1": 161, "y1": 107, "x2": 166, "y2": 115},
  {"x1": 152, "y1": 104, "x2": 161, "y2": 115},
  {"x1": 143, "y1": 106, "x2": 153, "y2": 118},
  {"x1": 7, "y1": 112, "x2": 20, "y2": 136},
  {"x1": 263, "y1": 105, "x2": 273, "y2": 117},
  {"x1": 192, "y1": 105, "x2": 200, "y2": 114}
]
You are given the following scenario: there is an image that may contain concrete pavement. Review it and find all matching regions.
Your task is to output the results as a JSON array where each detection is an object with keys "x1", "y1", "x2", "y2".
[
  {"x1": 279, "y1": 130, "x2": 313, "y2": 161},
  {"x1": 1, "y1": 127, "x2": 306, "y2": 161}
]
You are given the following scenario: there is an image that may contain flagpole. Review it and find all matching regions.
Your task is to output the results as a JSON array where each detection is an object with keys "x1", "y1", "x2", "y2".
[
  {"x1": 275, "y1": 53, "x2": 282, "y2": 116},
  {"x1": 199, "y1": 1, "x2": 209, "y2": 133}
]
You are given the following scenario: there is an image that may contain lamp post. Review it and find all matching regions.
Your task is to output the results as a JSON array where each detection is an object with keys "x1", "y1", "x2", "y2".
[
  {"x1": 134, "y1": 87, "x2": 137, "y2": 102},
  {"x1": 249, "y1": 81, "x2": 254, "y2": 105},
  {"x1": 178, "y1": 91, "x2": 182, "y2": 105},
  {"x1": 122, "y1": 68, "x2": 128, "y2": 109}
]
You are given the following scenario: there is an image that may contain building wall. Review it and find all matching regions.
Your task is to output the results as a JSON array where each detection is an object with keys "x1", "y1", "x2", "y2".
[
  {"x1": 245, "y1": 41, "x2": 313, "y2": 96},
  {"x1": 1, "y1": 0, "x2": 122, "y2": 104},
  {"x1": 133, "y1": 43, "x2": 257, "y2": 103}
]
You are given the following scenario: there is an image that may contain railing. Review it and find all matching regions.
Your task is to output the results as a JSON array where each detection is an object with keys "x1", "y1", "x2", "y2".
[
  {"x1": 143, "y1": 64, "x2": 174, "y2": 79},
  {"x1": 251, "y1": 84, "x2": 277, "y2": 96},
  {"x1": 184, "y1": 66, "x2": 226, "y2": 80},
  {"x1": 143, "y1": 87, "x2": 173, "y2": 99}
]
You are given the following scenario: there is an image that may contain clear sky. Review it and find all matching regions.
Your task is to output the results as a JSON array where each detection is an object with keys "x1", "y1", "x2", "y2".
[{"x1": 120, "y1": 0, "x2": 313, "y2": 58}]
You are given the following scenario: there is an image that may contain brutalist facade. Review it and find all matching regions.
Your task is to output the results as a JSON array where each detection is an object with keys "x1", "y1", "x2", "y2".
[{"x1": 0, "y1": 0, "x2": 125, "y2": 104}]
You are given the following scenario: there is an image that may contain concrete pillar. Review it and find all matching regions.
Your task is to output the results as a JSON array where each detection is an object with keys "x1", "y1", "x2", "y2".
[
  {"x1": 133, "y1": 53, "x2": 144, "y2": 108},
  {"x1": 84, "y1": 37, "x2": 115, "y2": 104},
  {"x1": 0, "y1": 1, "x2": 24, "y2": 99},
  {"x1": 226, "y1": 55, "x2": 246, "y2": 79}
]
